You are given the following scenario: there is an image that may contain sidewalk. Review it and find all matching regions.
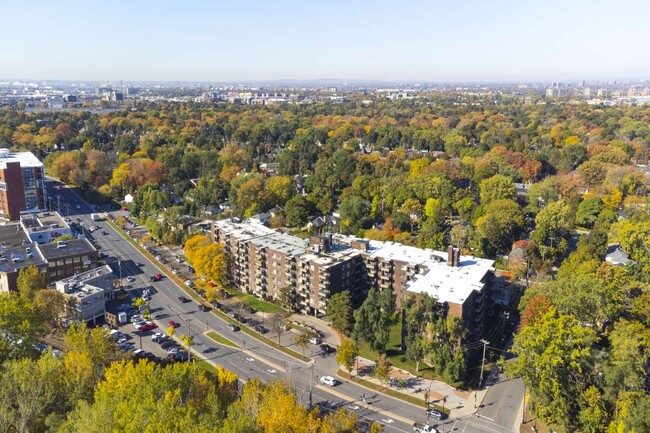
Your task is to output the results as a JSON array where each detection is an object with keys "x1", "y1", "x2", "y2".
[{"x1": 349, "y1": 357, "x2": 489, "y2": 418}]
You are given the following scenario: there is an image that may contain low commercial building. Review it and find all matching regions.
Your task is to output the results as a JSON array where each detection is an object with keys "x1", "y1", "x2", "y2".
[
  {"x1": 20, "y1": 211, "x2": 72, "y2": 244},
  {"x1": 55, "y1": 265, "x2": 114, "y2": 323},
  {"x1": 0, "y1": 211, "x2": 99, "y2": 292},
  {"x1": 212, "y1": 219, "x2": 494, "y2": 341}
]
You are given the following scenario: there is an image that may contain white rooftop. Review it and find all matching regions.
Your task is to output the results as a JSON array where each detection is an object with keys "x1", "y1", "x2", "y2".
[
  {"x1": 0, "y1": 150, "x2": 42, "y2": 170},
  {"x1": 214, "y1": 219, "x2": 494, "y2": 304}
]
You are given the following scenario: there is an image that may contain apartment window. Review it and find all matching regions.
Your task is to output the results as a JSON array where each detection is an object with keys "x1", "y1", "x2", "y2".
[
  {"x1": 56, "y1": 260, "x2": 64, "y2": 267},
  {"x1": 22, "y1": 168, "x2": 36, "y2": 189},
  {"x1": 25, "y1": 196, "x2": 38, "y2": 209},
  {"x1": 73, "y1": 256, "x2": 81, "y2": 263}
]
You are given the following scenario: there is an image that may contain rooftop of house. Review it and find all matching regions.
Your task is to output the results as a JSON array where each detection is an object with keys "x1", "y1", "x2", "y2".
[
  {"x1": 606, "y1": 244, "x2": 635, "y2": 266},
  {"x1": 37, "y1": 238, "x2": 96, "y2": 261},
  {"x1": 0, "y1": 150, "x2": 42, "y2": 170}
]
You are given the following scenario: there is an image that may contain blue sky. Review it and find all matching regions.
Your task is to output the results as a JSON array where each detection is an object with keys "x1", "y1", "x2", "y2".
[{"x1": 1, "y1": 0, "x2": 648, "y2": 82}]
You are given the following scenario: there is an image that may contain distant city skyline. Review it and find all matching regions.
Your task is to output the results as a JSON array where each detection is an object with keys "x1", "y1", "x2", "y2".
[{"x1": 2, "y1": 0, "x2": 649, "y2": 82}]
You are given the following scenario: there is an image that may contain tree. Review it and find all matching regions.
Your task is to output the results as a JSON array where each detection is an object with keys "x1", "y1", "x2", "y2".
[
  {"x1": 0, "y1": 354, "x2": 63, "y2": 433},
  {"x1": 294, "y1": 333, "x2": 310, "y2": 357},
  {"x1": 530, "y1": 200, "x2": 572, "y2": 261},
  {"x1": 336, "y1": 339, "x2": 359, "y2": 376},
  {"x1": 278, "y1": 285, "x2": 298, "y2": 312},
  {"x1": 506, "y1": 307, "x2": 596, "y2": 429},
  {"x1": 326, "y1": 291, "x2": 354, "y2": 336},
  {"x1": 268, "y1": 312, "x2": 285, "y2": 347},
  {"x1": 354, "y1": 288, "x2": 395, "y2": 353},
  {"x1": 374, "y1": 354, "x2": 391, "y2": 388},
  {"x1": 479, "y1": 174, "x2": 516, "y2": 205},
  {"x1": 578, "y1": 386, "x2": 607, "y2": 433},
  {"x1": 180, "y1": 334, "x2": 194, "y2": 361},
  {"x1": 475, "y1": 199, "x2": 524, "y2": 254},
  {"x1": 0, "y1": 293, "x2": 46, "y2": 363},
  {"x1": 16, "y1": 265, "x2": 47, "y2": 300},
  {"x1": 265, "y1": 176, "x2": 294, "y2": 206},
  {"x1": 284, "y1": 195, "x2": 310, "y2": 228},
  {"x1": 575, "y1": 197, "x2": 604, "y2": 228},
  {"x1": 34, "y1": 289, "x2": 69, "y2": 330},
  {"x1": 602, "y1": 320, "x2": 650, "y2": 401}
]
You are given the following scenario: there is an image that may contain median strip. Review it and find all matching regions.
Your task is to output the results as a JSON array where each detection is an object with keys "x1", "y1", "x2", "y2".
[
  {"x1": 205, "y1": 331, "x2": 241, "y2": 349},
  {"x1": 337, "y1": 370, "x2": 448, "y2": 412}
]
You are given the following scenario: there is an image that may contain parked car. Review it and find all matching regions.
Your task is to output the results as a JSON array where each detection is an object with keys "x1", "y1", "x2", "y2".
[
  {"x1": 320, "y1": 344, "x2": 334, "y2": 354},
  {"x1": 308, "y1": 337, "x2": 322, "y2": 345},
  {"x1": 227, "y1": 324, "x2": 240, "y2": 332},
  {"x1": 319, "y1": 376, "x2": 337, "y2": 387},
  {"x1": 178, "y1": 296, "x2": 190, "y2": 303},
  {"x1": 168, "y1": 320, "x2": 180, "y2": 329},
  {"x1": 126, "y1": 276, "x2": 135, "y2": 283},
  {"x1": 254, "y1": 325, "x2": 268, "y2": 334},
  {"x1": 198, "y1": 305, "x2": 211, "y2": 312},
  {"x1": 220, "y1": 290, "x2": 232, "y2": 299},
  {"x1": 151, "y1": 333, "x2": 168, "y2": 343},
  {"x1": 150, "y1": 273, "x2": 162, "y2": 282},
  {"x1": 161, "y1": 341, "x2": 176, "y2": 349}
]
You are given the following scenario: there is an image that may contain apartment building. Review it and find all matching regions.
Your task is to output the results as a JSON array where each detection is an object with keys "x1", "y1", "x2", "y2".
[
  {"x1": 0, "y1": 149, "x2": 46, "y2": 220},
  {"x1": 212, "y1": 219, "x2": 494, "y2": 340},
  {"x1": 55, "y1": 265, "x2": 114, "y2": 323},
  {"x1": 0, "y1": 211, "x2": 99, "y2": 292}
]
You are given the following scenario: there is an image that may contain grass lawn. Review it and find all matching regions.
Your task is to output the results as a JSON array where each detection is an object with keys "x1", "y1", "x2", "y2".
[
  {"x1": 196, "y1": 360, "x2": 219, "y2": 375},
  {"x1": 227, "y1": 289, "x2": 285, "y2": 314},
  {"x1": 206, "y1": 331, "x2": 241, "y2": 349},
  {"x1": 357, "y1": 316, "x2": 439, "y2": 381}
]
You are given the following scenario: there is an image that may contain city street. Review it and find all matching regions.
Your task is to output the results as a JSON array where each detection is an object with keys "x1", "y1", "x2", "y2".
[{"x1": 47, "y1": 180, "x2": 522, "y2": 433}]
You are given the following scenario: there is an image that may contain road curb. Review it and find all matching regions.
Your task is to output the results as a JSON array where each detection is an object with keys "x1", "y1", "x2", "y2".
[{"x1": 316, "y1": 384, "x2": 415, "y2": 426}]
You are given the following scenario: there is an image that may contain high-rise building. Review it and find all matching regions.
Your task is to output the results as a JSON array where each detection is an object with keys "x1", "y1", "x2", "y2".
[{"x1": 0, "y1": 149, "x2": 45, "y2": 220}]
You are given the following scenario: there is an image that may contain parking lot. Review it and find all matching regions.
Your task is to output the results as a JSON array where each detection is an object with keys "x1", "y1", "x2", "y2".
[{"x1": 106, "y1": 296, "x2": 190, "y2": 364}]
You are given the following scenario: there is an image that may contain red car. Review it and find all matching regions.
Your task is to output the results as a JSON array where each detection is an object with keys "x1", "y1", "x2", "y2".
[
  {"x1": 138, "y1": 322, "x2": 156, "y2": 332},
  {"x1": 168, "y1": 320, "x2": 180, "y2": 329}
]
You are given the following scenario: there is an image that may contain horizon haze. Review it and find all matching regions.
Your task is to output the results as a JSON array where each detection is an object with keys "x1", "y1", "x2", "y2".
[{"x1": 2, "y1": 0, "x2": 649, "y2": 82}]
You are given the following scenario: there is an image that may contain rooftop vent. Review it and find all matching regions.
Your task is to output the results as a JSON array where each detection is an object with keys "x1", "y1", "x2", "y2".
[{"x1": 0, "y1": 148, "x2": 9, "y2": 159}]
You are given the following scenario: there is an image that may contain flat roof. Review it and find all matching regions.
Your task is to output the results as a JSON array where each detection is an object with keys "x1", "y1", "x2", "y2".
[
  {"x1": 0, "y1": 151, "x2": 42, "y2": 170},
  {"x1": 0, "y1": 243, "x2": 46, "y2": 272},
  {"x1": 37, "y1": 238, "x2": 96, "y2": 261},
  {"x1": 0, "y1": 223, "x2": 30, "y2": 246},
  {"x1": 215, "y1": 220, "x2": 494, "y2": 303},
  {"x1": 21, "y1": 212, "x2": 69, "y2": 233}
]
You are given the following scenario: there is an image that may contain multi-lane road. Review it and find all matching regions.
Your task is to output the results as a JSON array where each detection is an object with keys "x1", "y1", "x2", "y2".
[{"x1": 48, "y1": 180, "x2": 522, "y2": 433}]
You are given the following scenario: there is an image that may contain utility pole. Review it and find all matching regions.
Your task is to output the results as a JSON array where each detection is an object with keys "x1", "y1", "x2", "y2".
[
  {"x1": 479, "y1": 339, "x2": 489, "y2": 389},
  {"x1": 308, "y1": 363, "x2": 313, "y2": 410},
  {"x1": 188, "y1": 319, "x2": 192, "y2": 362}
]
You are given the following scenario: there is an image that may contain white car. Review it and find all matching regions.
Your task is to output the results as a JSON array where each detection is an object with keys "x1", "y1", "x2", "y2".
[
  {"x1": 127, "y1": 276, "x2": 135, "y2": 283},
  {"x1": 319, "y1": 376, "x2": 336, "y2": 387},
  {"x1": 309, "y1": 337, "x2": 322, "y2": 345}
]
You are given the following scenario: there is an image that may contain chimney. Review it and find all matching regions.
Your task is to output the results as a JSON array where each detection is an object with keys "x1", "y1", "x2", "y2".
[
  {"x1": 453, "y1": 247, "x2": 460, "y2": 267},
  {"x1": 447, "y1": 245, "x2": 454, "y2": 266}
]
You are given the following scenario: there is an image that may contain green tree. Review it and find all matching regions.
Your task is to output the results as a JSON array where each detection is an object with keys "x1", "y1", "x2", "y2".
[
  {"x1": 530, "y1": 200, "x2": 572, "y2": 261},
  {"x1": 479, "y1": 174, "x2": 516, "y2": 205},
  {"x1": 336, "y1": 339, "x2": 359, "y2": 376},
  {"x1": 326, "y1": 291, "x2": 354, "y2": 336},
  {"x1": 506, "y1": 307, "x2": 596, "y2": 429},
  {"x1": 475, "y1": 199, "x2": 524, "y2": 254},
  {"x1": 16, "y1": 265, "x2": 47, "y2": 300},
  {"x1": 578, "y1": 386, "x2": 607, "y2": 433},
  {"x1": 284, "y1": 195, "x2": 310, "y2": 228},
  {"x1": 575, "y1": 197, "x2": 604, "y2": 228},
  {"x1": 0, "y1": 353, "x2": 63, "y2": 433},
  {"x1": 0, "y1": 293, "x2": 46, "y2": 362}
]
